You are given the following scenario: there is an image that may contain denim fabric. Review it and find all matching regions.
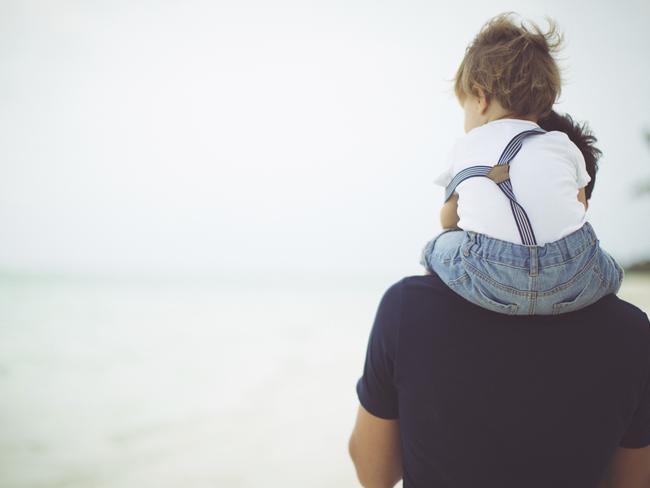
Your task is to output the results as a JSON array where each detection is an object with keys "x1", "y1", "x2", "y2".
[{"x1": 419, "y1": 222, "x2": 624, "y2": 315}]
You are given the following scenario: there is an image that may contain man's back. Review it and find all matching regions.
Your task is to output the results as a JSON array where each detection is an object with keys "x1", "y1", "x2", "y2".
[{"x1": 356, "y1": 274, "x2": 650, "y2": 487}]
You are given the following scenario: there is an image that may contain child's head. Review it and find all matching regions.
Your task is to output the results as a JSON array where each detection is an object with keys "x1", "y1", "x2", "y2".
[{"x1": 455, "y1": 12, "x2": 563, "y2": 132}]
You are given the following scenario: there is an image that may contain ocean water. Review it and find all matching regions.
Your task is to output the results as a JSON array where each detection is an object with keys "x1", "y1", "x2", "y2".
[
  {"x1": 0, "y1": 274, "x2": 394, "y2": 488},
  {"x1": 1, "y1": 273, "x2": 648, "y2": 488}
]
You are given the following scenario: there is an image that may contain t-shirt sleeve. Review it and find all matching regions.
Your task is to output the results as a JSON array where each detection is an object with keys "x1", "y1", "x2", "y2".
[
  {"x1": 355, "y1": 280, "x2": 402, "y2": 419},
  {"x1": 619, "y1": 326, "x2": 650, "y2": 448},
  {"x1": 433, "y1": 163, "x2": 454, "y2": 188},
  {"x1": 433, "y1": 141, "x2": 458, "y2": 188},
  {"x1": 567, "y1": 139, "x2": 592, "y2": 189}
]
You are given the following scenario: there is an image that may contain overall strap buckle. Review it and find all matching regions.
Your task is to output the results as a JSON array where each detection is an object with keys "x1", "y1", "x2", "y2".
[
  {"x1": 442, "y1": 128, "x2": 546, "y2": 246},
  {"x1": 486, "y1": 164, "x2": 510, "y2": 184}
]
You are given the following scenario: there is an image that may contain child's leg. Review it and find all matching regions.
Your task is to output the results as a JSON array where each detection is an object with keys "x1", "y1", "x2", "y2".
[
  {"x1": 534, "y1": 223, "x2": 624, "y2": 315},
  {"x1": 419, "y1": 229, "x2": 466, "y2": 274},
  {"x1": 539, "y1": 244, "x2": 624, "y2": 315},
  {"x1": 421, "y1": 223, "x2": 624, "y2": 316},
  {"x1": 420, "y1": 230, "x2": 527, "y2": 314},
  {"x1": 599, "y1": 248, "x2": 625, "y2": 294}
]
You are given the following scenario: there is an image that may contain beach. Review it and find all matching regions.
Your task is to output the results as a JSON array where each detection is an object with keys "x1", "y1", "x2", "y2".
[{"x1": 0, "y1": 272, "x2": 648, "y2": 488}]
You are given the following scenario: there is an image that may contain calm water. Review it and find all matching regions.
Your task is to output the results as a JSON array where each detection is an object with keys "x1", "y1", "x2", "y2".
[
  {"x1": 0, "y1": 274, "x2": 395, "y2": 488},
  {"x1": 1, "y1": 273, "x2": 648, "y2": 487}
]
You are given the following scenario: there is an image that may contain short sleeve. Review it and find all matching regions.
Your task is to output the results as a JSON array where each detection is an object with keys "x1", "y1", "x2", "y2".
[
  {"x1": 432, "y1": 140, "x2": 459, "y2": 188},
  {"x1": 433, "y1": 162, "x2": 454, "y2": 188},
  {"x1": 619, "y1": 330, "x2": 650, "y2": 448},
  {"x1": 568, "y1": 139, "x2": 591, "y2": 189},
  {"x1": 355, "y1": 281, "x2": 402, "y2": 419}
]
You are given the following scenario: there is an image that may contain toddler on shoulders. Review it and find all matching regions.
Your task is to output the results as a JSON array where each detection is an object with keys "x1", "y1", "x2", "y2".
[{"x1": 420, "y1": 12, "x2": 623, "y2": 315}]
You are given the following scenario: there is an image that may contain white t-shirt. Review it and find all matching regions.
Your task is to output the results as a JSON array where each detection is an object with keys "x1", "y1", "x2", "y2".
[{"x1": 435, "y1": 118, "x2": 591, "y2": 245}]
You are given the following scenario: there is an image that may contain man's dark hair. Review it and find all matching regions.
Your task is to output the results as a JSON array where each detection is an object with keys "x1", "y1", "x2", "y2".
[{"x1": 538, "y1": 110, "x2": 602, "y2": 200}]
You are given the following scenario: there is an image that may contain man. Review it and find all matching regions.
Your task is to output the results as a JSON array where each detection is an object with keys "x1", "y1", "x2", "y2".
[{"x1": 348, "y1": 273, "x2": 650, "y2": 487}]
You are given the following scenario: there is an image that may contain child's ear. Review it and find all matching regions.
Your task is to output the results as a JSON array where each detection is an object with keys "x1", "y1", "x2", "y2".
[{"x1": 476, "y1": 87, "x2": 489, "y2": 115}]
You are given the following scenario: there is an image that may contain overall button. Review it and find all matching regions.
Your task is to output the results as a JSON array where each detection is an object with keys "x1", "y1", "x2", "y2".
[{"x1": 463, "y1": 233, "x2": 474, "y2": 257}]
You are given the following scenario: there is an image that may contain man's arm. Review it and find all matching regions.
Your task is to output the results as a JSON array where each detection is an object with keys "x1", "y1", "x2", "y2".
[
  {"x1": 596, "y1": 445, "x2": 650, "y2": 488},
  {"x1": 348, "y1": 404, "x2": 402, "y2": 488},
  {"x1": 350, "y1": 281, "x2": 402, "y2": 486}
]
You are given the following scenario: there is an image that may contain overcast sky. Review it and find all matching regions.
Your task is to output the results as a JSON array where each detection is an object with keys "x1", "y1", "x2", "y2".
[{"x1": 1, "y1": 0, "x2": 649, "y2": 278}]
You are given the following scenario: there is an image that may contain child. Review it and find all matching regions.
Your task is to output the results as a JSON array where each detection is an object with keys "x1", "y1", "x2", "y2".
[{"x1": 419, "y1": 12, "x2": 623, "y2": 315}]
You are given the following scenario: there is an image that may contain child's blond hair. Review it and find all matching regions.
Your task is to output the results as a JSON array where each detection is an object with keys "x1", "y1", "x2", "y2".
[{"x1": 454, "y1": 12, "x2": 564, "y2": 119}]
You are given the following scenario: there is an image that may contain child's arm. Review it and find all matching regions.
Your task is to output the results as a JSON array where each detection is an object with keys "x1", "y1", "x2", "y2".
[
  {"x1": 440, "y1": 193, "x2": 460, "y2": 229},
  {"x1": 578, "y1": 187, "x2": 588, "y2": 210}
]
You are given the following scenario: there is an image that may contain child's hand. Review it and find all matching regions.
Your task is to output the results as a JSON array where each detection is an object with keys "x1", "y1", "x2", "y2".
[
  {"x1": 578, "y1": 187, "x2": 588, "y2": 210},
  {"x1": 440, "y1": 193, "x2": 460, "y2": 229}
]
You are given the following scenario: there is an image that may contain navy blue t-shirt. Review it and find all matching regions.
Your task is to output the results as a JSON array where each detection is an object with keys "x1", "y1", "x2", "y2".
[{"x1": 356, "y1": 274, "x2": 650, "y2": 488}]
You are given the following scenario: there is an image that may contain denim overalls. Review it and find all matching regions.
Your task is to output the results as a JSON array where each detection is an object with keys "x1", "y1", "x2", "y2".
[{"x1": 420, "y1": 128, "x2": 623, "y2": 315}]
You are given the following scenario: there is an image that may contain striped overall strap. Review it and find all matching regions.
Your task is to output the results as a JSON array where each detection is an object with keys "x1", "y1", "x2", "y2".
[{"x1": 444, "y1": 127, "x2": 546, "y2": 245}]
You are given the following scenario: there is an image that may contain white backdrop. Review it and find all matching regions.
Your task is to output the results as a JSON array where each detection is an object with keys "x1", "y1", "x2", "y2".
[{"x1": 1, "y1": 0, "x2": 649, "y2": 278}]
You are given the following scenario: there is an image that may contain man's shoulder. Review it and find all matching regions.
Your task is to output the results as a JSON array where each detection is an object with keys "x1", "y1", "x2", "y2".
[
  {"x1": 382, "y1": 274, "x2": 466, "y2": 312},
  {"x1": 387, "y1": 274, "x2": 649, "y2": 330},
  {"x1": 594, "y1": 294, "x2": 650, "y2": 332},
  {"x1": 386, "y1": 274, "x2": 455, "y2": 299},
  {"x1": 375, "y1": 275, "x2": 454, "y2": 316},
  {"x1": 602, "y1": 293, "x2": 648, "y2": 317}
]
